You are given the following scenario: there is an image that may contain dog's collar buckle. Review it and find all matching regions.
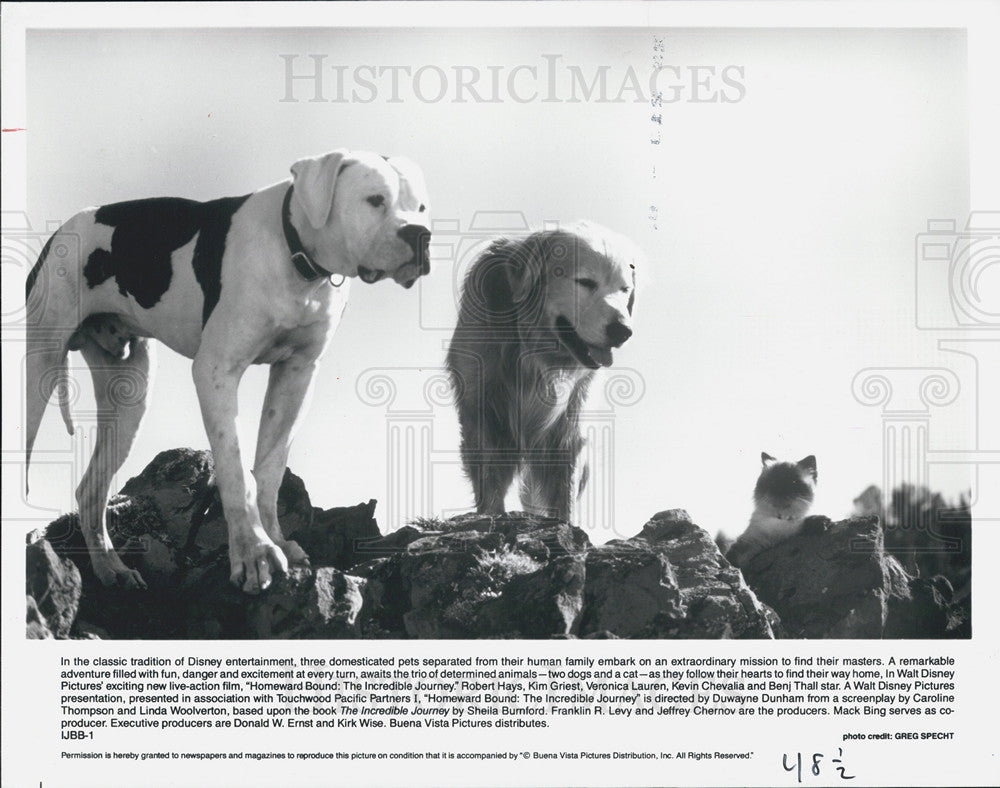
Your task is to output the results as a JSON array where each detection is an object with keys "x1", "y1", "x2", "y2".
[
  {"x1": 283, "y1": 185, "x2": 341, "y2": 285},
  {"x1": 289, "y1": 250, "x2": 340, "y2": 286},
  {"x1": 290, "y1": 250, "x2": 317, "y2": 278}
]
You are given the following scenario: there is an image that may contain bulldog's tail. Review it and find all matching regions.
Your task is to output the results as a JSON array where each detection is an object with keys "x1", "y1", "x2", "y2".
[{"x1": 57, "y1": 357, "x2": 76, "y2": 437}]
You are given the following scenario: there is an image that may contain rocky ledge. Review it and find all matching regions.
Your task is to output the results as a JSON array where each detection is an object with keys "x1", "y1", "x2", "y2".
[{"x1": 26, "y1": 449, "x2": 967, "y2": 640}]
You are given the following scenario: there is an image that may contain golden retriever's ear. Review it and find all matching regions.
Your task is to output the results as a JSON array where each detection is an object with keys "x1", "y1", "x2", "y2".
[
  {"x1": 290, "y1": 149, "x2": 349, "y2": 229},
  {"x1": 505, "y1": 234, "x2": 549, "y2": 306}
]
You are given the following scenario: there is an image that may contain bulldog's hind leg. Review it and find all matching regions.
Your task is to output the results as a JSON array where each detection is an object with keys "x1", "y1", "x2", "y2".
[
  {"x1": 25, "y1": 337, "x2": 75, "y2": 476},
  {"x1": 76, "y1": 336, "x2": 155, "y2": 588}
]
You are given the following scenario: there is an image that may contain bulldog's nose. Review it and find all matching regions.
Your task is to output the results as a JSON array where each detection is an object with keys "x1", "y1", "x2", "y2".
[
  {"x1": 398, "y1": 224, "x2": 431, "y2": 274},
  {"x1": 606, "y1": 319, "x2": 633, "y2": 348}
]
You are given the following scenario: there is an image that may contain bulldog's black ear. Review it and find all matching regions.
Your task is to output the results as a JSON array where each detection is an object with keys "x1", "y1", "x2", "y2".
[
  {"x1": 627, "y1": 266, "x2": 636, "y2": 315},
  {"x1": 797, "y1": 455, "x2": 817, "y2": 482},
  {"x1": 761, "y1": 452, "x2": 777, "y2": 467}
]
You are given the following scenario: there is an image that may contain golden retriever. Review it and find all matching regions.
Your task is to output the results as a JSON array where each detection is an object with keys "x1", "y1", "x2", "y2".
[{"x1": 446, "y1": 222, "x2": 640, "y2": 522}]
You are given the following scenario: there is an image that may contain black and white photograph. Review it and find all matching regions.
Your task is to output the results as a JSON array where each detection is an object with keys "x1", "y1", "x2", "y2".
[{"x1": 2, "y1": 2, "x2": 997, "y2": 786}]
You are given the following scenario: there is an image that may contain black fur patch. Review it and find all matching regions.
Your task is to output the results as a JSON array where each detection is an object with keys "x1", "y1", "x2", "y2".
[
  {"x1": 85, "y1": 194, "x2": 250, "y2": 320},
  {"x1": 191, "y1": 195, "x2": 251, "y2": 324},
  {"x1": 25, "y1": 234, "x2": 55, "y2": 300}
]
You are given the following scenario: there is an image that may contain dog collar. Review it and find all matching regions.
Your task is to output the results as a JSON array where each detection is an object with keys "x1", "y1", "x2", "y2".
[{"x1": 282, "y1": 186, "x2": 345, "y2": 286}]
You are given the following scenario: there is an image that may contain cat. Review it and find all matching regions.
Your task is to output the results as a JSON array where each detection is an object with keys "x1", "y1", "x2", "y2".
[{"x1": 727, "y1": 452, "x2": 828, "y2": 568}]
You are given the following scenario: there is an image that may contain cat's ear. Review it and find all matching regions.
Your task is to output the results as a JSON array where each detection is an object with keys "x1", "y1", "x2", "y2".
[
  {"x1": 761, "y1": 452, "x2": 778, "y2": 467},
  {"x1": 797, "y1": 455, "x2": 817, "y2": 482}
]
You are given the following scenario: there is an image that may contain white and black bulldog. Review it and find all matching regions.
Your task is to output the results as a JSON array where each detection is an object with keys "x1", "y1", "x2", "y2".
[{"x1": 25, "y1": 149, "x2": 431, "y2": 593}]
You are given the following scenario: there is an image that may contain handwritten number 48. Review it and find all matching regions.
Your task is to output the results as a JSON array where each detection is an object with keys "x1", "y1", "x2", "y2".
[{"x1": 783, "y1": 749, "x2": 855, "y2": 782}]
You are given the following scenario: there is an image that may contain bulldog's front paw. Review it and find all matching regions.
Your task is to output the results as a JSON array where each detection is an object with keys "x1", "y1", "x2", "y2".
[
  {"x1": 276, "y1": 538, "x2": 309, "y2": 566},
  {"x1": 229, "y1": 533, "x2": 289, "y2": 594},
  {"x1": 93, "y1": 551, "x2": 148, "y2": 590}
]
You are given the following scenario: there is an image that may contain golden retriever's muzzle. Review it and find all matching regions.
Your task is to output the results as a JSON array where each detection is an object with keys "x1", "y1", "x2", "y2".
[
  {"x1": 606, "y1": 319, "x2": 633, "y2": 347},
  {"x1": 554, "y1": 315, "x2": 630, "y2": 370}
]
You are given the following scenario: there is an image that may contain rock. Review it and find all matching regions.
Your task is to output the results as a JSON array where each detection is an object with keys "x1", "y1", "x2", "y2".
[
  {"x1": 26, "y1": 595, "x2": 52, "y2": 639},
  {"x1": 358, "y1": 514, "x2": 590, "y2": 638},
  {"x1": 289, "y1": 499, "x2": 381, "y2": 569},
  {"x1": 32, "y1": 449, "x2": 388, "y2": 638},
  {"x1": 72, "y1": 621, "x2": 111, "y2": 640},
  {"x1": 176, "y1": 560, "x2": 256, "y2": 638},
  {"x1": 28, "y1": 446, "x2": 964, "y2": 640},
  {"x1": 118, "y1": 448, "x2": 216, "y2": 547},
  {"x1": 580, "y1": 547, "x2": 684, "y2": 637},
  {"x1": 356, "y1": 510, "x2": 775, "y2": 640},
  {"x1": 580, "y1": 510, "x2": 774, "y2": 639},
  {"x1": 736, "y1": 516, "x2": 959, "y2": 638},
  {"x1": 486, "y1": 555, "x2": 587, "y2": 638},
  {"x1": 884, "y1": 574, "x2": 956, "y2": 639},
  {"x1": 114, "y1": 448, "x2": 313, "y2": 574},
  {"x1": 26, "y1": 535, "x2": 82, "y2": 639},
  {"x1": 247, "y1": 567, "x2": 367, "y2": 639}
]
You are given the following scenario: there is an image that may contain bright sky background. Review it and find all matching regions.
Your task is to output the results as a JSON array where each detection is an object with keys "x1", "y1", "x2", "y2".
[{"x1": 10, "y1": 25, "x2": 973, "y2": 543}]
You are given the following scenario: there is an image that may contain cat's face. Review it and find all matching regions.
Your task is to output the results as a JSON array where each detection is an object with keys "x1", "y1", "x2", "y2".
[{"x1": 754, "y1": 453, "x2": 817, "y2": 510}]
